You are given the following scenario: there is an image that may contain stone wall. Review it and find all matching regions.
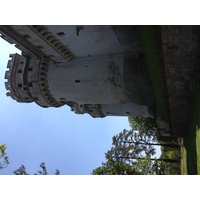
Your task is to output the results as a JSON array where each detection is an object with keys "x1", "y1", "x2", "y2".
[{"x1": 161, "y1": 25, "x2": 200, "y2": 136}]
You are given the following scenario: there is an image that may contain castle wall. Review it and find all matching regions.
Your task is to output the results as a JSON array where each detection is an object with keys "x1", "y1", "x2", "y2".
[
  {"x1": 101, "y1": 103, "x2": 151, "y2": 117},
  {"x1": 47, "y1": 53, "x2": 154, "y2": 106},
  {"x1": 1, "y1": 25, "x2": 156, "y2": 118},
  {"x1": 47, "y1": 53, "x2": 127, "y2": 104}
]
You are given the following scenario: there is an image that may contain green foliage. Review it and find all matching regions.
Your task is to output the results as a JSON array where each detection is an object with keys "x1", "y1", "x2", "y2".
[
  {"x1": 13, "y1": 165, "x2": 29, "y2": 175},
  {"x1": 35, "y1": 162, "x2": 48, "y2": 175},
  {"x1": 128, "y1": 116, "x2": 157, "y2": 135},
  {"x1": 107, "y1": 129, "x2": 157, "y2": 162},
  {"x1": 92, "y1": 158, "x2": 141, "y2": 175},
  {"x1": 129, "y1": 116, "x2": 181, "y2": 174},
  {"x1": 92, "y1": 157, "x2": 166, "y2": 175},
  {"x1": 160, "y1": 146, "x2": 181, "y2": 175},
  {"x1": 13, "y1": 162, "x2": 60, "y2": 175},
  {"x1": 92, "y1": 116, "x2": 181, "y2": 175},
  {"x1": 132, "y1": 156, "x2": 165, "y2": 175},
  {"x1": 182, "y1": 91, "x2": 200, "y2": 174},
  {"x1": 0, "y1": 144, "x2": 9, "y2": 170},
  {"x1": 139, "y1": 25, "x2": 170, "y2": 121},
  {"x1": 158, "y1": 135, "x2": 178, "y2": 144},
  {"x1": 92, "y1": 129, "x2": 167, "y2": 175}
]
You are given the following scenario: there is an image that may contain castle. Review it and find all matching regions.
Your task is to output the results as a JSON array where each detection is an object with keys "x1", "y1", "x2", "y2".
[{"x1": 0, "y1": 25, "x2": 155, "y2": 118}]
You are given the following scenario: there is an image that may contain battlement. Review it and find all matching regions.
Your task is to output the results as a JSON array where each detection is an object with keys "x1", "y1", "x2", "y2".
[
  {"x1": 5, "y1": 53, "x2": 64, "y2": 108},
  {"x1": 5, "y1": 54, "x2": 33, "y2": 103}
]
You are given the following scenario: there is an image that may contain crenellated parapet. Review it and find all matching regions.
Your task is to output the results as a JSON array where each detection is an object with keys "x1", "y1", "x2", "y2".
[
  {"x1": 5, "y1": 54, "x2": 33, "y2": 102},
  {"x1": 86, "y1": 104, "x2": 105, "y2": 118},
  {"x1": 29, "y1": 25, "x2": 74, "y2": 61},
  {"x1": 71, "y1": 103, "x2": 105, "y2": 118},
  {"x1": 5, "y1": 53, "x2": 64, "y2": 108}
]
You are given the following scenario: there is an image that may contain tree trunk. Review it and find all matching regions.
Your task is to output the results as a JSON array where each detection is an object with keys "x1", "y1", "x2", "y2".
[
  {"x1": 120, "y1": 141, "x2": 180, "y2": 148},
  {"x1": 115, "y1": 156, "x2": 180, "y2": 163}
]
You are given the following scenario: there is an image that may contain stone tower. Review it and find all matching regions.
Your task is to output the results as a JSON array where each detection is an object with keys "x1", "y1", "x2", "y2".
[{"x1": 0, "y1": 25, "x2": 155, "y2": 118}]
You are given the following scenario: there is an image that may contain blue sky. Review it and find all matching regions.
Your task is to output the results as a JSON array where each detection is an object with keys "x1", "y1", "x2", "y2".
[{"x1": 0, "y1": 36, "x2": 131, "y2": 175}]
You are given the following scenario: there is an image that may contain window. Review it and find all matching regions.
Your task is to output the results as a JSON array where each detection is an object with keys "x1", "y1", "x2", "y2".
[
  {"x1": 36, "y1": 45, "x2": 44, "y2": 49},
  {"x1": 57, "y1": 32, "x2": 65, "y2": 36}
]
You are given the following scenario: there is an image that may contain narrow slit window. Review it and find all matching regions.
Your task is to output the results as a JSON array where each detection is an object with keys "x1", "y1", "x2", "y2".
[
  {"x1": 75, "y1": 80, "x2": 81, "y2": 83},
  {"x1": 57, "y1": 32, "x2": 65, "y2": 36},
  {"x1": 23, "y1": 34, "x2": 31, "y2": 39},
  {"x1": 36, "y1": 45, "x2": 44, "y2": 49}
]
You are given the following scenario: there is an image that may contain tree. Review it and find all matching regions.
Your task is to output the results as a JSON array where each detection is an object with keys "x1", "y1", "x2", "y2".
[
  {"x1": 159, "y1": 146, "x2": 181, "y2": 174},
  {"x1": 13, "y1": 162, "x2": 60, "y2": 175},
  {"x1": 92, "y1": 156, "x2": 166, "y2": 175},
  {"x1": 108, "y1": 129, "x2": 179, "y2": 162},
  {"x1": 128, "y1": 116, "x2": 181, "y2": 174},
  {"x1": 92, "y1": 158, "x2": 141, "y2": 175},
  {"x1": 92, "y1": 125, "x2": 180, "y2": 175},
  {"x1": 0, "y1": 144, "x2": 9, "y2": 170},
  {"x1": 111, "y1": 129, "x2": 157, "y2": 159},
  {"x1": 93, "y1": 116, "x2": 181, "y2": 175},
  {"x1": 13, "y1": 165, "x2": 29, "y2": 175},
  {"x1": 128, "y1": 116, "x2": 180, "y2": 148},
  {"x1": 92, "y1": 129, "x2": 170, "y2": 175},
  {"x1": 131, "y1": 156, "x2": 166, "y2": 175},
  {"x1": 128, "y1": 116, "x2": 158, "y2": 141}
]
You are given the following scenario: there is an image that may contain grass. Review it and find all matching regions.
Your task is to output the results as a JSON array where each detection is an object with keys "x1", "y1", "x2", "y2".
[
  {"x1": 182, "y1": 92, "x2": 200, "y2": 174},
  {"x1": 138, "y1": 26, "x2": 170, "y2": 122}
]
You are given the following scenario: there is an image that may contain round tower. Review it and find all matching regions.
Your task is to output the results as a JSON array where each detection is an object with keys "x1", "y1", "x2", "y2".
[
  {"x1": 5, "y1": 52, "x2": 154, "y2": 118},
  {"x1": 5, "y1": 53, "x2": 64, "y2": 108}
]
